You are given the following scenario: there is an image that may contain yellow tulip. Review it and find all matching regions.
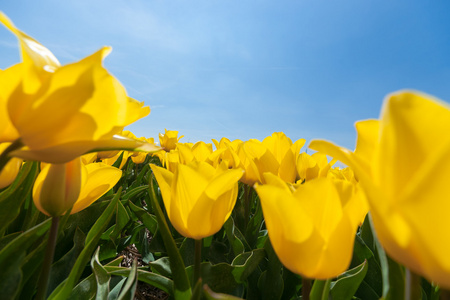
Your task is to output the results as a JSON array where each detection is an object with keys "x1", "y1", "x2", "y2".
[
  {"x1": 262, "y1": 132, "x2": 305, "y2": 183},
  {"x1": 296, "y1": 152, "x2": 334, "y2": 182},
  {"x1": 150, "y1": 161, "x2": 243, "y2": 240},
  {"x1": 210, "y1": 138, "x2": 242, "y2": 169},
  {"x1": 255, "y1": 173, "x2": 367, "y2": 279},
  {"x1": 33, "y1": 158, "x2": 121, "y2": 216},
  {"x1": 236, "y1": 139, "x2": 278, "y2": 185},
  {"x1": 33, "y1": 158, "x2": 83, "y2": 216},
  {"x1": 0, "y1": 13, "x2": 155, "y2": 163},
  {"x1": 159, "y1": 129, "x2": 183, "y2": 151},
  {"x1": 177, "y1": 141, "x2": 214, "y2": 165},
  {"x1": 309, "y1": 90, "x2": 450, "y2": 288},
  {"x1": 0, "y1": 143, "x2": 22, "y2": 189}
]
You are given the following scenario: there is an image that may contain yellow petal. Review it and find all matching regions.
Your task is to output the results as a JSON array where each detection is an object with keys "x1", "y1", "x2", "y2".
[
  {"x1": 0, "y1": 12, "x2": 60, "y2": 93},
  {"x1": 10, "y1": 134, "x2": 160, "y2": 163},
  {"x1": 71, "y1": 163, "x2": 121, "y2": 214},
  {"x1": 33, "y1": 158, "x2": 82, "y2": 216}
]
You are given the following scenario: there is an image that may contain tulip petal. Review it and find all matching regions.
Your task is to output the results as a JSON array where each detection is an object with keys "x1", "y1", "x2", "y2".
[
  {"x1": 376, "y1": 91, "x2": 450, "y2": 199},
  {"x1": 10, "y1": 134, "x2": 160, "y2": 163},
  {"x1": 255, "y1": 182, "x2": 313, "y2": 244},
  {"x1": 71, "y1": 163, "x2": 121, "y2": 214}
]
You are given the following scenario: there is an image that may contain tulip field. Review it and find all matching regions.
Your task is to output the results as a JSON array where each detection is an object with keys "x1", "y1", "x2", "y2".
[{"x1": 2, "y1": 11, "x2": 450, "y2": 300}]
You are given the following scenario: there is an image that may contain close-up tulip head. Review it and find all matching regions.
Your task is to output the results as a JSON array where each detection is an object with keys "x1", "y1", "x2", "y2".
[
  {"x1": 310, "y1": 90, "x2": 450, "y2": 288},
  {"x1": 255, "y1": 173, "x2": 367, "y2": 279},
  {"x1": 33, "y1": 158, "x2": 122, "y2": 216},
  {"x1": 150, "y1": 161, "x2": 243, "y2": 240},
  {"x1": 0, "y1": 12, "x2": 156, "y2": 164}
]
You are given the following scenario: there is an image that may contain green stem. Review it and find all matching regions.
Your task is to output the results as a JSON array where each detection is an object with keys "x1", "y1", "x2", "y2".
[
  {"x1": 321, "y1": 279, "x2": 331, "y2": 300},
  {"x1": 194, "y1": 239, "x2": 202, "y2": 285},
  {"x1": 302, "y1": 278, "x2": 311, "y2": 300},
  {"x1": 35, "y1": 216, "x2": 60, "y2": 300},
  {"x1": 0, "y1": 139, "x2": 23, "y2": 173},
  {"x1": 405, "y1": 269, "x2": 422, "y2": 300},
  {"x1": 244, "y1": 184, "x2": 251, "y2": 231}
]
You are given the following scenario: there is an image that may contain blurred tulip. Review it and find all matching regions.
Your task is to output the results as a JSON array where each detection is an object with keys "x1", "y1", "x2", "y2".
[
  {"x1": 0, "y1": 13, "x2": 156, "y2": 163},
  {"x1": 255, "y1": 173, "x2": 367, "y2": 279},
  {"x1": 210, "y1": 138, "x2": 242, "y2": 169},
  {"x1": 177, "y1": 141, "x2": 214, "y2": 165},
  {"x1": 159, "y1": 129, "x2": 183, "y2": 151},
  {"x1": 33, "y1": 158, "x2": 121, "y2": 216},
  {"x1": 0, "y1": 143, "x2": 22, "y2": 189},
  {"x1": 296, "y1": 152, "x2": 334, "y2": 182},
  {"x1": 310, "y1": 90, "x2": 450, "y2": 288},
  {"x1": 262, "y1": 132, "x2": 305, "y2": 183},
  {"x1": 150, "y1": 161, "x2": 243, "y2": 239},
  {"x1": 237, "y1": 139, "x2": 278, "y2": 185}
]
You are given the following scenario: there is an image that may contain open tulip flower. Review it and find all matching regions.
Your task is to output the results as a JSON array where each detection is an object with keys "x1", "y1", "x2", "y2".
[
  {"x1": 296, "y1": 152, "x2": 335, "y2": 183},
  {"x1": 150, "y1": 161, "x2": 243, "y2": 240},
  {"x1": 262, "y1": 132, "x2": 305, "y2": 183},
  {"x1": 310, "y1": 90, "x2": 450, "y2": 288},
  {"x1": 0, "y1": 12, "x2": 158, "y2": 164},
  {"x1": 255, "y1": 173, "x2": 368, "y2": 279},
  {"x1": 33, "y1": 158, "x2": 122, "y2": 216}
]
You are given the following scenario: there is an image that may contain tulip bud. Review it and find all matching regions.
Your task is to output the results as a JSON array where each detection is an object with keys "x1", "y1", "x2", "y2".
[{"x1": 33, "y1": 158, "x2": 82, "y2": 216}]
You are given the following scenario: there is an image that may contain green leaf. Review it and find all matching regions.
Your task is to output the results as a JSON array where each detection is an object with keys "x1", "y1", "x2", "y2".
[
  {"x1": 148, "y1": 172, "x2": 191, "y2": 299},
  {"x1": 127, "y1": 200, "x2": 158, "y2": 234},
  {"x1": 48, "y1": 227, "x2": 86, "y2": 294},
  {"x1": 105, "y1": 266, "x2": 174, "y2": 295},
  {"x1": 68, "y1": 256, "x2": 124, "y2": 300},
  {"x1": 231, "y1": 248, "x2": 266, "y2": 283},
  {"x1": 0, "y1": 251, "x2": 25, "y2": 300},
  {"x1": 91, "y1": 247, "x2": 111, "y2": 300},
  {"x1": 384, "y1": 256, "x2": 405, "y2": 300},
  {"x1": 203, "y1": 284, "x2": 245, "y2": 300},
  {"x1": 191, "y1": 278, "x2": 203, "y2": 300},
  {"x1": 260, "y1": 239, "x2": 283, "y2": 300},
  {"x1": 48, "y1": 189, "x2": 121, "y2": 300},
  {"x1": 0, "y1": 217, "x2": 51, "y2": 271},
  {"x1": 185, "y1": 249, "x2": 265, "y2": 297},
  {"x1": 122, "y1": 185, "x2": 149, "y2": 201},
  {"x1": 224, "y1": 217, "x2": 245, "y2": 256},
  {"x1": 368, "y1": 214, "x2": 390, "y2": 298},
  {"x1": 186, "y1": 262, "x2": 243, "y2": 296},
  {"x1": 0, "y1": 161, "x2": 39, "y2": 235},
  {"x1": 310, "y1": 279, "x2": 331, "y2": 300},
  {"x1": 150, "y1": 257, "x2": 172, "y2": 278},
  {"x1": 330, "y1": 260, "x2": 368, "y2": 300},
  {"x1": 117, "y1": 260, "x2": 138, "y2": 300},
  {"x1": 110, "y1": 200, "x2": 130, "y2": 241}
]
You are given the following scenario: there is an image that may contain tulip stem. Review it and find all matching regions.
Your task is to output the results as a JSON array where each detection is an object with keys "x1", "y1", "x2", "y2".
[
  {"x1": 35, "y1": 216, "x2": 60, "y2": 300},
  {"x1": 194, "y1": 239, "x2": 202, "y2": 286},
  {"x1": 302, "y1": 278, "x2": 311, "y2": 300},
  {"x1": 244, "y1": 185, "x2": 251, "y2": 231},
  {"x1": 405, "y1": 268, "x2": 422, "y2": 300},
  {"x1": 0, "y1": 138, "x2": 23, "y2": 173}
]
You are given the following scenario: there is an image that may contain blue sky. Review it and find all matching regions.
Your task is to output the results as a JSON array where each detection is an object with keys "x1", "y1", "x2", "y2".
[{"x1": 1, "y1": 1, "x2": 450, "y2": 150}]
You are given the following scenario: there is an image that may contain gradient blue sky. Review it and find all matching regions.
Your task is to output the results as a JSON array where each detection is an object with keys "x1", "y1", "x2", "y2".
[{"x1": 1, "y1": 1, "x2": 450, "y2": 150}]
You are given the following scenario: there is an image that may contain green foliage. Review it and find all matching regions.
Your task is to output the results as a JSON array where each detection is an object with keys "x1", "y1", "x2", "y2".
[{"x1": 0, "y1": 157, "x2": 442, "y2": 299}]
